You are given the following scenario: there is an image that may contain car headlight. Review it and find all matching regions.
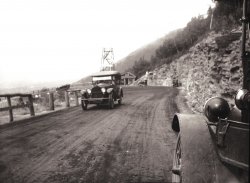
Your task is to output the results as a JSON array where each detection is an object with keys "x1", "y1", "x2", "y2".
[
  {"x1": 107, "y1": 88, "x2": 113, "y2": 93},
  {"x1": 101, "y1": 88, "x2": 106, "y2": 93},
  {"x1": 235, "y1": 89, "x2": 250, "y2": 110},
  {"x1": 204, "y1": 97, "x2": 230, "y2": 122},
  {"x1": 87, "y1": 89, "x2": 91, "y2": 94}
]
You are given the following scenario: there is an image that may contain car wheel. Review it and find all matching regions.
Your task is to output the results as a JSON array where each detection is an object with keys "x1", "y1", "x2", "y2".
[
  {"x1": 109, "y1": 93, "x2": 114, "y2": 109},
  {"x1": 118, "y1": 96, "x2": 122, "y2": 105},
  {"x1": 81, "y1": 100, "x2": 88, "y2": 110},
  {"x1": 172, "y1": 134, "x2": 181, "y2": 183}
]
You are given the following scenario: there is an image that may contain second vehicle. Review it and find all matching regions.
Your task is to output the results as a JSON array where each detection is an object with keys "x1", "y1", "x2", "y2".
[{"x1": 81, "y1": 71, "x2": 123, "y2": 110}]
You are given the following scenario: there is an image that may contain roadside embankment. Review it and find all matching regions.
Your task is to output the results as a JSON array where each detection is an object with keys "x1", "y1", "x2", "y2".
[{"x1": 135, "y1": 29, "x2": 243, "y2": 113}]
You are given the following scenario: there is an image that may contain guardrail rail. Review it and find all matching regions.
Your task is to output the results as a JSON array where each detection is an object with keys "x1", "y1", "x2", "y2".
[{"x1": 0, "y1": 94, "x2": 35, "y2": 122}]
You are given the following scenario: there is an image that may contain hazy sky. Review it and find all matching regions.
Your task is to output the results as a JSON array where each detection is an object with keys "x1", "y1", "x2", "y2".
[{"x1": 0, "y1": 0, "x2": 214, "y2": 88}]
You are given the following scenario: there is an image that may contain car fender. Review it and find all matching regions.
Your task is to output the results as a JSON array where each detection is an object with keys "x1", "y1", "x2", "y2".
[
  {"x1": 81, "y1": 91, "x2": 88, "y2": 99},
  {"x1": 172, "y1": 113, "x2": 216, "y2": 183},
  {"x1": 119, "y1": 87, "x2": 123, "y2": 97},
  {"x1": 172, "y1": 113, "x2": 245, "y2": 183}
]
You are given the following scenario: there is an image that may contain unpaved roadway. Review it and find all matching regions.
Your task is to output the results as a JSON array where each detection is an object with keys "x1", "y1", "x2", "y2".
[{"x1": 0, "y1": 86, "x2": 182, "y2": 183}]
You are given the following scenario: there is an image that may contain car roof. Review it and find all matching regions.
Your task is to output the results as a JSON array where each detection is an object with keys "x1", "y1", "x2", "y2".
[{"x1": 91, "y1": 71, "x2": 121, "y2": 77}]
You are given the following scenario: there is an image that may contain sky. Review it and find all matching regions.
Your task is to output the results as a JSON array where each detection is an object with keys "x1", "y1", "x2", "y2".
[{"x1": 0, "y1": 0, "x2": 214, "y2": 88}]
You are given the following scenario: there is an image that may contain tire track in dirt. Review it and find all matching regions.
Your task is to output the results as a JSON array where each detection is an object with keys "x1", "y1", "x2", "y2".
[
  {"x1": 0, "y1": 108, "x2": 114, "y2": 182},
  {"x1": 22, "y1": 110, "x2": 116, "y2": 182},
  {"x1": 45, "y1": 94, "x2": 154, "y2": 183},
  {"x1": 46, "y1": 87, "x2": 178, "y2": 183}
]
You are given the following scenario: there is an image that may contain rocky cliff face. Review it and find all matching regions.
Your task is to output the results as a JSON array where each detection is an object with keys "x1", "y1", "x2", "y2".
[{"x1": 144, "y1": 30, "x2": 243, "y2": 113}]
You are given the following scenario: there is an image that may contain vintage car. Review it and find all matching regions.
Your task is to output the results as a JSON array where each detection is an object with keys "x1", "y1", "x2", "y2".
[
  {"x1": 171, "y1": 1, "x2": 249, "y2": 183},
  {"x1": 81, "y1": 71, "x2": 123, "y2": 110}
]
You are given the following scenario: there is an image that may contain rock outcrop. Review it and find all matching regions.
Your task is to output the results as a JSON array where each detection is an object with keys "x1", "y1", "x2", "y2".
[{"x1": 138, "y1": 30, "x2": 243, "y2": 113}]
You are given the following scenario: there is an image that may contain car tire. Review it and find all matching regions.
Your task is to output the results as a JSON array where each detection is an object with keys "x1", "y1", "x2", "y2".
[
  {"x1": 172, "y1": 134, "x2": 181, "y2": 183},
  {"x1": 109, "y1": 93, "x2": 114, "y2": 109},
  {"x1": 81, "y1": 100, "x2": 88, "y2": 110}
]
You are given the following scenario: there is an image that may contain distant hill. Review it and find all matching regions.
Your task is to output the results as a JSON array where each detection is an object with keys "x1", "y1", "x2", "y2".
[
  {"x1": 0, "y1": 81, "x2": 67, "y2": 94},
  {"x1": 72, "y1": 75, "x2": 92, "y2": 89},
  {"x1": 115, "y1": 30, "x2": 179, "y2": 73}
]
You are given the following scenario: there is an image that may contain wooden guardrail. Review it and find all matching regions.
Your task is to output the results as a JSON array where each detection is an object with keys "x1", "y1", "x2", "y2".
[
  {"x1": 0, "y1": 90, "x2": 81, "y2": 123},
  {"x1": 0, "y1": 94, "x2": 35, "y2": 122},
  {"x1": 64, "y1": 90, "x2": 81, "y2": 108}
]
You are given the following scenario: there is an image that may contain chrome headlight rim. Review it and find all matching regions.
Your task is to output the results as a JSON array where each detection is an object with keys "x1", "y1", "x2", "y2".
[{"x1": 235, "y1": 88, "x2": 249, "y2": 110}]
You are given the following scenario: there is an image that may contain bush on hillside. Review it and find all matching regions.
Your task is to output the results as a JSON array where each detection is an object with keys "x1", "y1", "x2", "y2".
[
  {"x1": 212, "y1": 0, "x2": 242, "y2": 32},
  {"x1": 130, "y1": 58, "x2": 151, "y2": 78}
]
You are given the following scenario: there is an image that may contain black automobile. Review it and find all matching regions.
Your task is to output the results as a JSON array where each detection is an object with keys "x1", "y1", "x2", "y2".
[{"x1": 81, "y1": 71, "x2": 123, "y2": 110}]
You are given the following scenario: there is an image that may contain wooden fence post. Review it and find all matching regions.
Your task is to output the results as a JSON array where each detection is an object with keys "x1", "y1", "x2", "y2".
[
  {"x1": 49, "y1": 92, "x2": 55, "y2": 110},
  {"x1": 28, "y1": 95, "x2": 35, "y2": 116},
  {"x1": 65, "y1": 91, "x2": 70, "y2": 107},
  {"x1": 74, "y1": 91, "x2": 79, "y2": 106},
  {"x1": 7, "y1": 96, "x2": 13, "y2": 122}
]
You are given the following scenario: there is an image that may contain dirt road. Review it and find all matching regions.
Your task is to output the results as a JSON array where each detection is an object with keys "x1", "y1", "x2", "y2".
[{"x1": 0, "y1": 86, "x2": 182, "y2": 183}]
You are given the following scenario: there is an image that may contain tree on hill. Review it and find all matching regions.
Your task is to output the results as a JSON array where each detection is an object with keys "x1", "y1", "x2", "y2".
[
  {"x1": 74, "y1": 1, "x2": 248, "y2": 84},
  {"x1": 212, "y1": 0, "x2": 243, "y2": 31},
  {"x1": 129, "y1": 57, "x2": 151, "y2": 78},
  {"x1": 153, "y1": 13, "x2": 211, "y2": 71},
  {"x1": 125, "y1": 1, "x2": 245, "y2": 79}
]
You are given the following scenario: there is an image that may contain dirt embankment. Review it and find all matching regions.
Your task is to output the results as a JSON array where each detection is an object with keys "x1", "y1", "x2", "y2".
[{"x1": 142, "y1": 29, "x2": 243, "y2": 113}]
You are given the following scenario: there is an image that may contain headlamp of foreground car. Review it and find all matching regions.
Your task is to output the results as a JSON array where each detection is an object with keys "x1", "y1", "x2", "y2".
[
  {"x1": 87, "y1": 89, "x2": 91, "y2": 94},
  {"x1": 235, "y1": 89, "x2": 250, "y2": 110},
  {"x1": 101, "y1": 88, "x2": 106, "y2": 93},
  {"x1": 204, "y1": 97, "x2": 230, "y2": 122}
]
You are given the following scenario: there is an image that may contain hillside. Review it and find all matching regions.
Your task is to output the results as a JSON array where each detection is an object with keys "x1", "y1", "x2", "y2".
[
  {"x1": 127, "y1": 1, "x2": 245, "y2": 113},
  {"x1": 75, "y1": 1, "x2": 244, "y2": 107},
  {"x1": 115, "y1": 30, "x2": 179, "y2": 73},
  {"x1": 138, "y1": 29, "x2": 242, "y2": 113}
]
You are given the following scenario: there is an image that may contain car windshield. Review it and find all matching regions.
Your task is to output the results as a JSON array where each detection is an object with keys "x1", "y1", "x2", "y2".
[
  {"x1": 93, "y1": 80, "x2": 113, "y2": 85},
  {"x1": 92, "y1": 76, "x2": 115, "y2": 85}
]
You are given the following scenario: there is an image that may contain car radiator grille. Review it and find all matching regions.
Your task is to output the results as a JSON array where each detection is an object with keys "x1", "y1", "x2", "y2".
[
  {"x1": 91, "y1": 92, "x2": 103, "y2": 98},
  {"x1": 92, "y1": 87, "x2": 100, "y2": 93}
]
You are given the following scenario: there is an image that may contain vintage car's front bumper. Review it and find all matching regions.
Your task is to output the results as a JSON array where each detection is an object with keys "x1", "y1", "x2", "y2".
[{"x1": 81, "y1": 97, "x2": 109, "y2": 104}]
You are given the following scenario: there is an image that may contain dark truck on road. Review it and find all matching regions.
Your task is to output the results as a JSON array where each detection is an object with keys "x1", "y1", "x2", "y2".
[
  {"x1": 171, "y1": 0, "x2": 249, "y2": 183},
  {"x1": 81, "y1": 71, "x2": 123, "y2": 110}
]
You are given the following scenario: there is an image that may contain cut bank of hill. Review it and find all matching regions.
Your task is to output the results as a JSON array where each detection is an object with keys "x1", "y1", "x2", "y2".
[{"x1": 139, "y1": 29, "x2": 242, "y2": 113}]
